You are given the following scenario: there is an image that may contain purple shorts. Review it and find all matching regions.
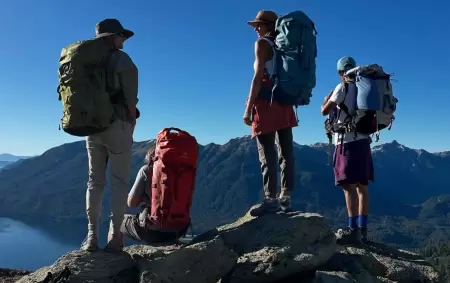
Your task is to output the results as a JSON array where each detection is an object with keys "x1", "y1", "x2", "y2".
[{"x1": 333, "y1": 138, "x2": 374, "y2": 186}]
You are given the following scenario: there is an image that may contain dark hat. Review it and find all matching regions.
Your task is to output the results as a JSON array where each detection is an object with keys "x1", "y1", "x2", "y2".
[
  {"x1": 95, "y1": 18, "x2": 134, "y2": 39},
  {"x1": 247, "y1": 10, "x2": 278, "y2": 27}
]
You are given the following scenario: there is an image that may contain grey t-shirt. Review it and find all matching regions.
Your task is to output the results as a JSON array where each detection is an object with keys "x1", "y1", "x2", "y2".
[
  {"x1": 130, "y1": 164, "x2": 189, "y2": 233},
  {"x1": 129, "y1": 164, "x2": 151, "y2": 204},
  {"x1": 106, "y1": 50, "x2": 139, "y2": 123}
]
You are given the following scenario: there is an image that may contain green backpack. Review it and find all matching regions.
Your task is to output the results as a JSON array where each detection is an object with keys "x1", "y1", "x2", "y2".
[{"x1": 57, "y1": 38, "x2": 116, "y2": 137}]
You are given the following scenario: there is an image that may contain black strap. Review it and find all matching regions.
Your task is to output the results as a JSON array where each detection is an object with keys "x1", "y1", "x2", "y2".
[
  {"x1": 326, "y1": 132, "x2": 332, "y2": 166},
  {"x1": 337, "y1": 82, "x2": 351, "y2": 118},
  {"x1": 334, "y1": 82, "x2": 351, "y2": 133},
  {"x1": 335, "y1": 82, "x2": 352, "y2": 155}
]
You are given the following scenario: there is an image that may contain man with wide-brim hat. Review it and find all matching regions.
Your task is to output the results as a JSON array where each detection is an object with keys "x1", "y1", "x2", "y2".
[
  {"x1": 95, "y1": 18, "x2": 134, "y2": 40},
  {"x1": 95, "y1": 18, "x2": 140, "y2": 119},
  {"x1": 83, "y1": 18, "x2": 139, "y2": 253}
]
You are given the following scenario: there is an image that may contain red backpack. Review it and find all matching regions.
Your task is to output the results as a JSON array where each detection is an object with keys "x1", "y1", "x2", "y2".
[{"x1": 149, "y1": 128, "x2": 199, "y2": 230}]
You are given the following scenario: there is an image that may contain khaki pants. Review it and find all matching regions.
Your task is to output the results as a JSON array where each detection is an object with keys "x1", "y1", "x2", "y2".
[
  {"x1": 256, "y1": 127, "x2": 295, "y2": 198},
  {"x1": 86, "y1": 120, "x2": 133, "y2": 237}
]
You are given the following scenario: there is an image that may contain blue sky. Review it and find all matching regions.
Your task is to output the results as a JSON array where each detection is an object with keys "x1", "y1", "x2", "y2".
[{"x1": 0, "y1": 0, "x2": 449, "y2": 156}]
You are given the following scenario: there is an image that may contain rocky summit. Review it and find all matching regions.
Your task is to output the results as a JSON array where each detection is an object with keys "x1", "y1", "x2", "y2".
[{"x1": 14, "y1": 206, "x2": 443, "y2": 283}]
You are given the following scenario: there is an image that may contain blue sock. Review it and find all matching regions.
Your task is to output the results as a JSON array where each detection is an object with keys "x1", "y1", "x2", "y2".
[
  {"x1": 358, "y1": 215, "x2": 368, "y2": 228},
  {"x1": 348, "y1": 216, "x2": 358, "y2": 229}
]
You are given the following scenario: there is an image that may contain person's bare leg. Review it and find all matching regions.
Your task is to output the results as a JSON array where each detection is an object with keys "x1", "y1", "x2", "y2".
[
  {"x1": 356, "y1": 183, "x2": 369, "y2": 215},
  {"x1": 335, "y1": 183, "x2": 363, "y2": 244},
  {"x1": 342, "y1": 184, "x2": 358, "y2": 222},
  {"x1": 356, "y1": 183, "x2": 369, "y2": 241}
]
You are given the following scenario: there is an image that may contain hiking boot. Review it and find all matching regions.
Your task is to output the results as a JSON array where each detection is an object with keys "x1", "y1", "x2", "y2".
[
  {"x1": 360, "y1": 227, "x2": 368, "y2": 243},
  {"x1": 335, "y1": 227, "x2": 363, "y2": 245},
  {"x1": 81, "y1": 233, "x2": 99, "y2": 251},
  {"x1": 250, "y1": 198, "x2": 280, "y2": 217},
  {"x1": 104, "y1": 241, "x2": 124, "y2": 253},
  {"x1": 104, "y1": 232, "x2": 124, "y2": 253},
  {"x1": 279, "y1": 196, "x2": 292, "y2": 213}
]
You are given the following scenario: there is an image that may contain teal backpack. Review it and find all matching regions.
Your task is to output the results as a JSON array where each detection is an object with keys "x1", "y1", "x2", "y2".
[{"x1": 269, "y1": 11, "x2": 318, "y2": 106}]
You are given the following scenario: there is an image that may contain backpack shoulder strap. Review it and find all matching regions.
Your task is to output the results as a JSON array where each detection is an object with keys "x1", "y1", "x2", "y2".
[
  {"x1": 259, "y1": 37, "x2": 277, "y2": 78},
  {"x1": 260, "y1": 36, "x2": 275, "y2": 47},
  {"x1": 337, "y1": 82, "x2": 351, "y2": 118},
  {"x1": 104, "y1": 49, "x2": 125, "y2": 98}
]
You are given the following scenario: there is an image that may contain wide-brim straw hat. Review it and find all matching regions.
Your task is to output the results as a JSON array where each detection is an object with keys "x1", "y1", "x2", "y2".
[{"x1": 247, "y1": 10, "x2": 278, "y2": 27}]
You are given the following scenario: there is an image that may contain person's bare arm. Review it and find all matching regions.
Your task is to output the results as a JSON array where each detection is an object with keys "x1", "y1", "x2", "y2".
[
  {"x1": 127, "y1": 165, "x2": 148, "y2": 207},
  {"x1": 321, "y1": 90, "x2": 336, "y2": 115},
  {"x1": 244, "y1": 40, "x2": 271, "y2": 118},
  {"x1": 321, "y1": 83, "x2": 347, "y2": 116}
]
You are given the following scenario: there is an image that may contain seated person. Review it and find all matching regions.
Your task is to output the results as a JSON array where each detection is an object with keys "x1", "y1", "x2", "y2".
[{"x1": 120, "y1": 146, "x2": 188, "y2": 244}]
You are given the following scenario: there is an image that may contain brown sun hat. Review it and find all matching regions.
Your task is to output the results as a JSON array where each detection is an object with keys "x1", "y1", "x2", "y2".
[{"x1": 247, "y1": 10, "x2": 278, "y2": 27}]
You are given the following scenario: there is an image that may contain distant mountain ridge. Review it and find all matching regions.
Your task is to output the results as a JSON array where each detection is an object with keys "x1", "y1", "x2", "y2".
[
  {"x1": 0, "y1": 137, "x2": 449, "y2": 249},
  {"x1": 0, "y1": 154, "x2": 30, "y2": 162},
  {"x1": 0, "y1": 154, "x2": 31, "y2": 170}
]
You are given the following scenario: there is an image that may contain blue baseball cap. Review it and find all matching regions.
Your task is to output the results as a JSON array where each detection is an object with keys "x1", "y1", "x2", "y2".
[{"x1": 337, "y1": 56, "x2": 356, "y2": 71}]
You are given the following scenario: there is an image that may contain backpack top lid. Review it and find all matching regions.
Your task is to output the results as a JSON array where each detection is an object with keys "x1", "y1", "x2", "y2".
[
  {"x1": 274, "y1": 10, "x2": 316, "y2": 48},
  {"x1": 344, "y1": 64, "x2": 389, "y2": 78},
  {"x1": 275, "y1": 10, "x2": 316, "y2": 30}
]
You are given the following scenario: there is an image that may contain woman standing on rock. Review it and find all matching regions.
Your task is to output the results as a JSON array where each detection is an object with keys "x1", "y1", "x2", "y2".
[{"x1": 243, "y1": 10, "x2": 298, "y2": 217}]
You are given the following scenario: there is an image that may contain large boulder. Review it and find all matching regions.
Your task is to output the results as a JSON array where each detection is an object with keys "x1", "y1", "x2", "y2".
[
  {"x1": 16, "y1": 236, "x2": 238, "y2": 283},
  {"x1": 12, "y1": 207, "x2": 444, "y2": 283},
  {"x1": 15, "y1": 250, "x2": 137, "y2": 283},
  {"x1": 214, "y1": 209, "x2": 337, "y2": 282},
  {"x1": 131, "y1": 236, "x2": 238, "y2": 283},
  {"x1": 321, "y1": 242, "x2": 442, "y2": 283}
]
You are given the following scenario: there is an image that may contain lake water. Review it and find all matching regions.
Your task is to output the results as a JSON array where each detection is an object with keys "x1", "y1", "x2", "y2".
[
  {"x1": 0, "y1": 217, "x2": 196, "y2": 271},
  {"x1": 0, "y1": 218, "x2": 78, "y2": 271}
]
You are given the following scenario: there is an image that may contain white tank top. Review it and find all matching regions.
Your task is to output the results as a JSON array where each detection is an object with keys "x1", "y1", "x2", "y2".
[{"x1": 260, "y1": 37, "x2": 275, "y2": 76}]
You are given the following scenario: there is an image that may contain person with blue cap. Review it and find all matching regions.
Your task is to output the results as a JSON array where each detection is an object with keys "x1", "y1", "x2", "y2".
[{"x1": 320, "y1": 56, "x2": 374, "y2": 245}]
